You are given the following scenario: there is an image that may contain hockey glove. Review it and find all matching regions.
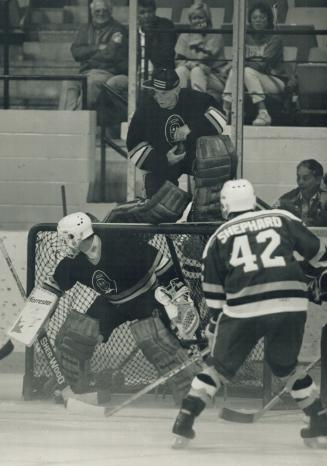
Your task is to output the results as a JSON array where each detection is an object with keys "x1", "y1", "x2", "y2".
[{"x1": 308, "y1": 269, "x2": 327, "y2": 305}]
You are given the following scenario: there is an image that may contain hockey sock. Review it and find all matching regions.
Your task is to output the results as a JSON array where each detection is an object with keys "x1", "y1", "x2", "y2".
[
  {"x1": 290, "y1": 374, "x2": 322, "y2": 416},
  {"x1": 188, "y1": 369, "x2": 221, "y2": 405}
]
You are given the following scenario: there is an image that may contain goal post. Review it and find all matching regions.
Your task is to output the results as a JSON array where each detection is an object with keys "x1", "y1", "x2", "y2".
[{"x1": 23, "y1": 222, "x2": 270, "y2": 402}]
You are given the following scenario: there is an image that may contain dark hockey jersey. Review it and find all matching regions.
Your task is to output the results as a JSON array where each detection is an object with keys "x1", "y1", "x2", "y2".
[
  {"x1": 202, "y1": 209, "x2": 327, "y2": 318},
  {"x1": 53, "y1": 231, "x2": 172, "y2": 304},
  {"x1": 126, "y1": 88, "x2": 225, "y2": 175}
]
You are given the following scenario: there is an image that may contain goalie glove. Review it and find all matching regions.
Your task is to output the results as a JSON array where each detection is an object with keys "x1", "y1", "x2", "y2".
[{"x1": 155, "y1": 279, "x2": 200, "y2": 341}]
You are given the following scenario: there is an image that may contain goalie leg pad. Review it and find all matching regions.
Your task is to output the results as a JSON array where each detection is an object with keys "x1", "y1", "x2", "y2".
[
  {"x1": 130, "y1": 316, "x2": 202, "y2": 403},
  {"x1": 55, "y1": 310, "x2": 100, "y2": 360},
  {"x1": 55, "y1": 310, "x2": 100, "y2": 392},
  {"x1": 104, "y1": 181, "x2": 191, "y2": 224}
]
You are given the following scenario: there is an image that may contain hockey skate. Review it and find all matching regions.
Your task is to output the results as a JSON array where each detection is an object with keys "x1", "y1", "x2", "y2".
[
  {"x1": 155, "y1": 279, "x2": 200, "y2": 341},
  {"x1": 301, "y1": 413, "x2": 327, "y2": 449},
  {"x1": 172, "y1": 410, "x2": 196, "y2": 449},
  {"x1": 171, "y1": 396, "x2": 205, "y2": 449}
]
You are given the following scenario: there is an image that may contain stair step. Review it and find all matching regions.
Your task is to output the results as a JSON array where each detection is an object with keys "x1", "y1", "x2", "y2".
[
  {"x1": 28, "y1": 23, "x2": 80, "y2": 31},
  {"x1": 31, "y1": 8, "x2": 65, "y2": 24},
  {"x1": 27, "y1": 30, "x2": 77, "y2": 42},
  {"x1": 9, "y1": 61, "x2": 78, "y2": 74},
  {"x1": 23, "y1": 41, "x2": 73, "y2": 61}
]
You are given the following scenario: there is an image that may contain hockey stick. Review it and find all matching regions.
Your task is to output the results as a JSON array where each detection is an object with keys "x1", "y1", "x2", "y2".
[
  {"x1": 61, "y1": 184, "x2": 67, "y2": 216},
  {"x1": 66, "y1": 347, "x2": 210, "y2": 417},
  {"x1": 0, "y1": 238, "x2": 68, "y2": 392},
  {"x1": 220, "y1": 357, "x2": 321, "y2": 423}
]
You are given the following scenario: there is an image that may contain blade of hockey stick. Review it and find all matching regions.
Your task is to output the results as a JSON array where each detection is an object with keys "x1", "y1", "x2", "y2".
[
  {"x1": 220, "y1": 357, "x2": 321, "y2": 423},
  {"x1": 66, "y1": 347, "x2": 210, "y2": 417}
]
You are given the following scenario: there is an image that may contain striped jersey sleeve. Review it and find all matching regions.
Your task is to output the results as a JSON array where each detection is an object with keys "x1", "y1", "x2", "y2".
[{"x1": 201, "y1": 233, "x2": 226, "y2": 311}]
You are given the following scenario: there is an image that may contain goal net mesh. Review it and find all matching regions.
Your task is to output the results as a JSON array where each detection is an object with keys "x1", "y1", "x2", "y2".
[{"x1": 24, "y1": 223, "x2": 269, "y2": 400}]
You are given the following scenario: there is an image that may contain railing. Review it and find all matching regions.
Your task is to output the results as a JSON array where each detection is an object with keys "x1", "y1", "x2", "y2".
[{"x1": 0, "y1": 74, "x2": 88, "y2": 109}]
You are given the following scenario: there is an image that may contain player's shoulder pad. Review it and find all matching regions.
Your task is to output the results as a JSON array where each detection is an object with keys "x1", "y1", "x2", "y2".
[{"x1": 270, "y1": 208, "x2": 303, "y2": 224}]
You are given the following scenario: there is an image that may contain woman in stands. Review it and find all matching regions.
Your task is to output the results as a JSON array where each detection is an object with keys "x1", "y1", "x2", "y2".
[
  {"x1": 175, "y1": 1, "x2": 229, "y2": 103},
  {"x1": 223, "y1": 1, "x2": 287, "y2": 126}
]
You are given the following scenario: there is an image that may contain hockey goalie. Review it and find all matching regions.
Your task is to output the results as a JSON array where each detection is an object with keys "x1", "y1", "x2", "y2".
[{"x1": 24, "y1": 211, "x2": 203, "y2": 403}]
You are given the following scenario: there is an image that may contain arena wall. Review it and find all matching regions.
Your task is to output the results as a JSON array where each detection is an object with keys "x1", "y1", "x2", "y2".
[{"x1": 0, "y1": 110, "x2": 96, "y2": 229}]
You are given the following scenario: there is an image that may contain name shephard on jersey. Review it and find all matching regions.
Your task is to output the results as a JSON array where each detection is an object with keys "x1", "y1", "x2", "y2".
[{"x1": 217, "y1": 216, "x2": 282, "y2": 244}]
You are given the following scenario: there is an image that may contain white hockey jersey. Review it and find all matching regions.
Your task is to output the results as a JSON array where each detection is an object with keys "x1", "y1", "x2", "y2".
[{"x1": 202, "y1": 209, "x2": 327, "y2": 318}]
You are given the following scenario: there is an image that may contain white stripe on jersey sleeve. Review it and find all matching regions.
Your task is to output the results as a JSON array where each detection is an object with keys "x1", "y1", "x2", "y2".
[
  {"x1": 129, "y1": 141, "x2": 153, "y2": 170},
  {"x1": 204, "y1": 106, "x2": 227, "y2": 134}
]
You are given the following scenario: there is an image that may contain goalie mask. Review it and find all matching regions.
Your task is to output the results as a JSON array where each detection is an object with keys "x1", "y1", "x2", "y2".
[
  {"x1": 220, "y1": 179, "x2": 256, "y2": 219},
  {"x1": 57, "y1": 212, "x2": 94, "y2": 258}
]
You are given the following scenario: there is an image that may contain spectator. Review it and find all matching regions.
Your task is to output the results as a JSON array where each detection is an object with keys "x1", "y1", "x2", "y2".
[
  {"x1": 274, "y1": 159, "x2": 327, "y2": 227},
  {"x1": 175, "y1": 1, "x2": 229, "y2": 103},
  {"x1": 138, "y1": 0, "x2": 176, "y2": 75},
  {"x1": 126, "y1": 67, "x2": 227, "y2": 197},
  {"x1": 58, "y1": 0, "x2": 128, "y2": 114},
  {"x1": 223, "y1": 1, "x2": 289, "y2": 126}
]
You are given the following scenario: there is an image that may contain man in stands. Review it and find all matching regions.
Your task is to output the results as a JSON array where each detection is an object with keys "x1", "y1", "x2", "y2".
[
  {"x1": 274, "y1": 159, "x2": 327, "y2": 227},
  {"x1": 172, "y1": 178, "x2": 327, "y2": 448},
  {"x1": 138, "y1": 0, "x2": 176, "y2": 74},
  {"x1": 44, "y1": 212, "x2": 201, "y2": 402},
  {"x1": 126, "y1": 67, "x2": 227, "y2": 198},
  {"x1": 58, "y1": 0, "x2": 128, "y2": 117}
]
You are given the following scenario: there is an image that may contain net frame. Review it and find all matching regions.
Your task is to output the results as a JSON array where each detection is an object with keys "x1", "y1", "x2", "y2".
[{"x1": 23, "y1": 222, "x2": 272, "y2": 403}]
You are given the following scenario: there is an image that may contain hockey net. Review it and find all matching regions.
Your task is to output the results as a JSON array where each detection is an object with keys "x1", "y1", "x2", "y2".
[{"x1": 23, "y1": 222, "x2": 270, "y2": 401}]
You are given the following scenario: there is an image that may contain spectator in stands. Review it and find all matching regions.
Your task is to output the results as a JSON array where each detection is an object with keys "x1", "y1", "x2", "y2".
[
  {"x1": 175, "y1": 1, "x2": 229, "y2": 103},
  {"x1": 138, "y1": 0, "x2": 176, "y2": 75},
  {"x1": 58, "y1": 0, "x2": 128, "y2": 115},
  {"x1": 223, "y1": 1, "x2": 288, "y2": 126},
  {"x1": 126, "y1": 67, "x2": 227, "y2": 197},
  {"x1": 274, "y1": 159, "x2": 327, "y2": 227}
]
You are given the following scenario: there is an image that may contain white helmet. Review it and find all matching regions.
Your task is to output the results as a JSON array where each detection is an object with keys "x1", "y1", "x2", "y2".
[
  {"x1": 57, "y1": 212, "x2": 94, "y2": 258},
  {"x1": 220, "y1": 179, "x2": 256, "y2": 219}
]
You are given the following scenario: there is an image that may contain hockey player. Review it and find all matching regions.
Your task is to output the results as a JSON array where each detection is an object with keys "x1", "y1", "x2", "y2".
[
  {"x1": 172, "y1": 178, "x2": 327, "y2": 447},
  {"x1": 126, "y1": 67, "x2": 227, "y2": 197},
  {"x1": 45, "y1": 212, "x2": 200, "y2": 400}
]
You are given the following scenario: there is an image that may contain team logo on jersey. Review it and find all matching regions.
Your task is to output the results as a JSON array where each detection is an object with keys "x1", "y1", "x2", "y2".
[
  {"x1": 165, "y1": 114, "x2": 185, "y2": 146},
  {"x1": 92, "y1": 270, "x2": 118, "y2": 295}
]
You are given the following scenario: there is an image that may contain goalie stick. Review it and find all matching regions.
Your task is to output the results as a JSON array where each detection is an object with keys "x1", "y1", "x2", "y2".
[
  {"x1": 220, "y1": 356, "x2": 321, "y2": 423},
  {"x1": 66, "y1": 347, "x2": 210, "y2": 417}
]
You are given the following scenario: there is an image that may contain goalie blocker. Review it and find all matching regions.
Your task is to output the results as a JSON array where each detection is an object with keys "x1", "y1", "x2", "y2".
[{"x1": 8, "y1": 286, "x2": 60, "y2": 347}]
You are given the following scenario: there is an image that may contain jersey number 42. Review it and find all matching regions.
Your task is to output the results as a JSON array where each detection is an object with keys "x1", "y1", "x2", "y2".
[{"x1": 230, "y1": 229, "x2": 286, "y2": 272}]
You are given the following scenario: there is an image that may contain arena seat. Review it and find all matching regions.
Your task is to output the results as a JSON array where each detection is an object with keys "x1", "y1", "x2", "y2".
[
  {"x1": 296, "y1": 61, "x2": 327, "y2": 125},
  {"x1": 112, "y1": 6, "x2": 128, "y2": 25},
  {"x1": 286, "y1": 7, "x2": 327, "y2": 48},
  {"x1": 308, "y1": 46, "x2": 327, "y2": 62},
  {"x1": 156, "y1": 8, "x2": 173, "y2": 20}
]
